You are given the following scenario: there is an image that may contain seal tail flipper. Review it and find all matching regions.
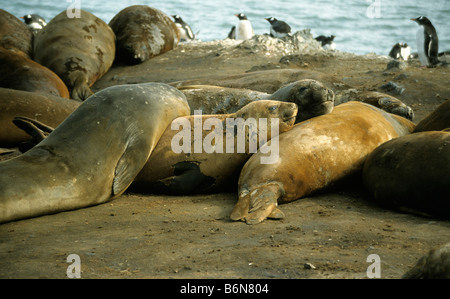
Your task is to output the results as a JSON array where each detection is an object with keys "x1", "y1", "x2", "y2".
[
  {"x1": 12, "y1": 116, "x2": 55, "y2": 152},
  {"x1": 231, "y1": 183, "x2": 284, "y2": 224},
  {"x1": 71, "y1": 77, "x2": 93, "y2": 101}
]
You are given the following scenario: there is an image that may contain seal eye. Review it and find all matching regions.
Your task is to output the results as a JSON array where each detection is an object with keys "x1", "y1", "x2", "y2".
[{"x1": 269, "y1": 105, "x2": 278, "y2": 112}]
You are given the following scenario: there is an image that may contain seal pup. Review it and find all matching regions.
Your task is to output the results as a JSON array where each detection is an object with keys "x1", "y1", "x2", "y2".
[
  {"x1": 0, "y1": 83, "x2": 190, "y2": 223},
  {"x1": 265, "y1": 17, "x2": 291, "y2": 38},
  {"x1": 131, "y1": 100, "x2": 298, "y2": 194},
  {"x1": 0, "y1": 87, "x2": 79, "y2": 148},
  {"x1": 179, "y1": 79, "x2": 334, "y2": 123},
  {"x1": 0, "y1": 9, "x2": 33, "y2": 57},
  {"x1": 411, "y1": 16, "x2": 439, "y2": 67},
  {"x1": 403, "y1": 243, "x2": 450, "y2": 279},
  {"x1": 33, "y1": 10, "x2": 116, "y2": 101},
  {"x1": 362, "y1": 131, "x2": 450, "y2": 219},
  {"x1": 172, "y1": 15, "x2": 195, "y2": 41},
  {"x1": 21, "y1": 14, "x2": 46, "y2": 35},
  {"x1": 230, "y1": 101, "x2": 415, "y2": 224},
  {"x1": 109, "y1": 5, "x2": 180, "y2": 64},
  {"x1": 235, "y1": 13, "x2": 254, "y2": 40},
  {"x1": 0, "y1": 48, "x2": 70, "y2": 98}
]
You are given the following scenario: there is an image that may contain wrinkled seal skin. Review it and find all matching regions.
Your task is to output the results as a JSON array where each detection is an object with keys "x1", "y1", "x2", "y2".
[
  {"x1": 0, "y1": 83, "x2": 190, "y2": 223},
  {"x1": 179, "y1": 79, "x2": 334, "y2": 123},
  {"x1": 414, "y1": 100, "x2": 450, "y2": 132},
  {"x1": 0, "y1": 9, "x2": 33, "y2": 56},
  {"x1": 109, "y1": 5, "x2": 179, "y2": 64},
  {"x1": 231, "y1": 101, "x2": 416, "y2": 224},
  {"x1": 131, "y1": 100, "x2": 298, "y2": 194},
  {"x1": 0, "y1": 88, "x2": 80, "y2": 147},
  {"x1": 362, "y1": 131, "x2": 450, "y2": 219},
  {"x1": 0, "y1": 48, "x2": 70, "y2": 98},
  {"x1": 33, "y1": 10, "x2": 116, "y2": 101}
]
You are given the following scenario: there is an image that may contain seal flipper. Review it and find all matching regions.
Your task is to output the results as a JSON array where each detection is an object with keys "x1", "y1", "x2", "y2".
[
  {"x1": 71, "y1": 77, "x2": 93, "y2": 101},
  {"x1": 113, "y1": 129, "x2": 153, "y2": 196},
  {"x1": 13, "y1": 116, "x2": 55, "y2": 152}
]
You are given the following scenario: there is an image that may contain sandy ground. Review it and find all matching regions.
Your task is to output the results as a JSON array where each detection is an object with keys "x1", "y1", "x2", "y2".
[{"x1": 1, "y1": 36, "x2": 450, "y2": 279}]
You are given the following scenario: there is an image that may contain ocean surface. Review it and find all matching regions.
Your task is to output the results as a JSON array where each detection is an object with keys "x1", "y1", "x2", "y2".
[{"x1": 3, "y1": 0, "x2": 450, "y2": 55}]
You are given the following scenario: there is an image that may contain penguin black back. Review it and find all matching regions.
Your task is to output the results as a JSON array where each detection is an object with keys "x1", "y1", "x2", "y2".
[{"x1": 411, "y1": 16, "x2": 439, "y2": 66}]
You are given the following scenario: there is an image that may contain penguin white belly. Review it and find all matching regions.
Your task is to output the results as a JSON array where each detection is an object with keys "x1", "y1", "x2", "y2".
[
  {"x1": 416, "y1": 27, "x2": 428, "y2": 66},
  {"x1": 400, "y1": 45, "x2": 411, "y2": 60},
  {"x1": 323, "y1": 42, "x2": 336, "y2": 50},
  {"x1": 175, "y1": 23, "x2": 188, "y2": 41},
  {"x1": 270, "y1": 27, "x2": 288, "y2": 38},
  {"x1": 236, "y1": 20, "x2": 253, "y2": 40}
]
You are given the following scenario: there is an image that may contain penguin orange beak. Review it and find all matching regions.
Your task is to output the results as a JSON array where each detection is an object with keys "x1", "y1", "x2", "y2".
[{"x1": 411, "y1": 18, "x2": 417, "y2": 22}]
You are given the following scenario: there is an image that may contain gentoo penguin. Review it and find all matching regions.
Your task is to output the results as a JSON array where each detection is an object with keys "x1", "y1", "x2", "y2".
[
  {"x1": 234, "y1": 13, "x2": 253, "y2": 40},
  {"x1": 172, "y1": 15, "x2": 195, "y2": 41},
  {"x1": 389, "y1": 43, "x2": 411, "y2": 60},
  {"x1": 411, "y1": 16, "x2": 439, "y2": 67},
  {"x1": 21, "y1": 14, "x2": 46, "y2": 35},
  {"x1": 265, "y1": 17, "x2": 291, "y2": 38},
  {"x1": 315, "y1": 35, "x2": 336, "y2": 50}
]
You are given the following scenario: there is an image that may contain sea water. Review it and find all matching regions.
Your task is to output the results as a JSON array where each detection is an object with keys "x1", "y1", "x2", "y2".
[{"x1": 2, "y1": 0, "x2": 450, "y2": 55}]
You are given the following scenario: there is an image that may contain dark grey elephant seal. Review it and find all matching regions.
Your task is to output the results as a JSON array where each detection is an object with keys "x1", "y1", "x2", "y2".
[
  {"x1": 231, "y1": 101, "x2": 416, "y2": 224},
  {"x1": 179, "y1": 79, "x2": 334, "y2": 123},
  {"x1": 0, "y1": 83, "x2": 190, "y2": 223},
  {"x1": 0, "y1": 9, "x2": 33, "y2": 56},
  {"x1": 131, "y1": 100, "x2": 298, "y2": 194},
  {"x1": 33, "y1": 10, "x2": 116, "y2": 101},
  {"x1": 109, "y1": 5, "x2": 179, "y2": 64},
  {"x1": 414, "y1": 100, "x2": 450, "y2": 132},
  {"x1": 362, "y1": 131, "x2": 450, "y2": 219},
  {"x1": 403, "y1": 242, "x2": 450, "y2": 279}
]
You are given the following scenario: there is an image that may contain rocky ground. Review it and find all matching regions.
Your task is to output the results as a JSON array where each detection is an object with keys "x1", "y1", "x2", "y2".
[{"x1": 1, "y1": 32, "x2": 450, "y2": 279}]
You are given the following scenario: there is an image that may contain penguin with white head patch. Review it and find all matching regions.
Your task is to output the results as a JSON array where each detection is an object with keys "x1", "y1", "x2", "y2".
[
  {"x1": 21, "y1": 14, "x2": 47, "y2": 35},
  {"x1": 265, "y1": 17, "x2": 291, "y2": 38},
  {"x1": 172, "y1": 15, "x2": 195, "y2": 41},
  {"x1": 411, "y1": 16, "x2": 439, "y2": 67},
  {"x1": 234, "y1": 13, "x2": 254, "y2": 40}
]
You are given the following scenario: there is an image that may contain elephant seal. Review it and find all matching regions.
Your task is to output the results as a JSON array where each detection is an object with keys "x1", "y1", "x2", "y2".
[
  {"x1": 179, "y1": 79, "x2": 334, "y2": 123},
  {"x1": 335, "y1": 90, "x2": 414, "y2": 120},
  {"x1": 0, "y1": 83, "x2": 190, "y2": 223},
  {"x1": 0, "y1": 48, "x2": 70, "y2": 98},
  {"x1": 230, "y1": 101, "x2": 416, "y2": 224},
  {"x1": 0, "y1": 88, "x2": 79, "y2": 147},
  {"x1": 131, "y1": 100, "x2": 298, "y2": 194},
  {"x1": 414, "y1": 100, "x2": 450, "y2": 132},
  {"x1": 33, "y1": 10, "x2": 116, "y2": 101},
  {"x1": 403, "y1": 242, "x2": 450, "y2": 279},
  {"x1": 362, "y1": 131, "x2": 450, "y2": 219},
  {"x1": 0, "y1": 9, "x2": 33, "y2": 56},
  {"x1": 109, "y1": 5, "x2": 179, "y2": 64}
]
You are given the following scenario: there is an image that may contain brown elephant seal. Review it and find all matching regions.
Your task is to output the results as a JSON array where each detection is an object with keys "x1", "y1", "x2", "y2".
[
  {"x1": 0, "y1": 48, "x2": 70, "y2": 98},
  {"x1": 403, "y1": 242, "x2": 450, "y2": 279},
  {"x1": 33, "y1": 10, "x2": 116, "y2": 101},
  {"x1": 0, "y1": 9, "x2": 33, "y2": 56},
  {"x1": 131, "y1": 100, "x2": 298, "y2": 194},
  {"x1": 231, "y1": 101, "x2": 416, "y2": 224},
  {"x1": 109, "y1": 5, "x2": 179, "y2": 64},
  {"x1": 362, "y1": 131, "x2": 450, "y2": 219},
  {"x1": 0, "y1": 83, "x2": 190, "y2": 223},
  {"x1": 179, "y1": 79, "x2": 334, "y2": 123},
  {"x1": 0, "y1": 88, "x2": 80, "y2": 147},
  {"x1": 414, "y1": 100, "x2": 450, "y2": 132},
  {"x1": 335, "y1": 90, "x2": 414, "y2": 120}
]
